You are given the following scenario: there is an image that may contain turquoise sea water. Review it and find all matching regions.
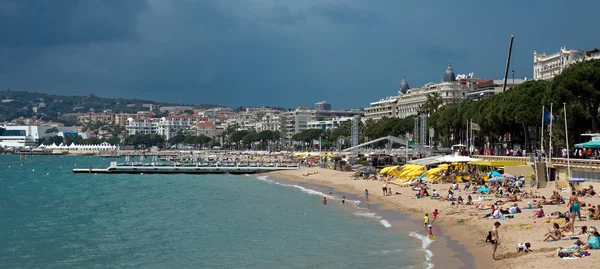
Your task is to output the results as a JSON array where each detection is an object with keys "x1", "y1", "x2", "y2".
[{"x1": 0, "y1": 155, "x2": 422, "y2": 269}]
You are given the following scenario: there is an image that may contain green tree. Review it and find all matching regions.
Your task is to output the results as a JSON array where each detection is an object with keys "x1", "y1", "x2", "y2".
[
  {"x1": 418, "y1": 92, "x2": 443, "y2": 115},
  {"x1": 45, "y1": 127, "x2": 59, "y2": 134}
]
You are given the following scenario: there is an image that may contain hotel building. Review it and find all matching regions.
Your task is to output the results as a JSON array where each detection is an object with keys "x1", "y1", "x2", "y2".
[
  {"x1": 396, "y1": 64, "x2": 472, "y2": 118},
  {"x1": 533, "y1": 47, "x2": 600, "y2": 80}
]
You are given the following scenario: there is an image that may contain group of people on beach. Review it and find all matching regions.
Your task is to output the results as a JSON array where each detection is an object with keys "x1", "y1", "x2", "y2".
[{"x1": 423, "y1": 209, "x2": 439, "y2": 240}]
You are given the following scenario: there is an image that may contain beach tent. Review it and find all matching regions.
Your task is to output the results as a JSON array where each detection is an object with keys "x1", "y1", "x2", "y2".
[{"x1": 574, "y1": 140, "x2": 600, "y2": 149}]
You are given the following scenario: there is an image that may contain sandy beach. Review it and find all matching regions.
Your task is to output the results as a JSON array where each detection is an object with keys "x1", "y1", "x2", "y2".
[{"x1": 269, "y1": 167, "x2": 600, "y2": 269}]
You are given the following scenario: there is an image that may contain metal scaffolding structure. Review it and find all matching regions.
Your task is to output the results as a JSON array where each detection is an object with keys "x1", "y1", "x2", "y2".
[
  {"x1": 351, "y1": 116, "x2": 359, "y2": 149},
  {"x1": 413, "y1": 117, "x2": 419, "y2": 145},
  {"x1": 420, "y1": 114, "x2": 428, "y2": 146}
]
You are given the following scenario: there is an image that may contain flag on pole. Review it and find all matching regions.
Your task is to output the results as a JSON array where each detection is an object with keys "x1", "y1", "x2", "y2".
[
  {"x1": 543, "y1": 109, "x2": 557, "y2": 123},
  {"x1": 471, "y1": 122, "x2": 481, "y2": 131}
]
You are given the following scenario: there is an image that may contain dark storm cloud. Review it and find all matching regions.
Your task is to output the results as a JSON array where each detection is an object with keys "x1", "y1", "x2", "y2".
[
  {"x1": 1, "y1": 0, "x2": 600, "y2": 108},
  {"x1": 0, "y1": 0, "x2": 147, "y2": 47},
  {"x1": 311, "y1": 3, "x2": 381, "y2": 26}
]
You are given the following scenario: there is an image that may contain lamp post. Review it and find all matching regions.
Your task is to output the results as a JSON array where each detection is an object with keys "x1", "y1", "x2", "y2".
[{"x1": 511, "y1": 70, "x2": 515, "y2": 86}]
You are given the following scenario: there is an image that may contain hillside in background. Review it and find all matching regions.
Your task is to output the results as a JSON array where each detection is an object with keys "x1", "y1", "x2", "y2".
[{"x1": 0, "y1": 90, "x2": 221, "y2": 122}]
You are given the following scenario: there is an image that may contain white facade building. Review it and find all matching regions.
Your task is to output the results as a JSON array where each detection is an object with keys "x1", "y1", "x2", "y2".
[
  {"x1": 0, "y1": 125, "x2": 78, "y2": 148},
  {"x1": 534, "y1": 47, "x2": 600, "y2": 80},
  {"x1": 125, "y1": 116, "x2": 201, "y2": 139},
  {"x1": 126, "y1": 118, "x2": 159, "y2": 135},
  {"x1": 364, "y1": 96, "x2": 398, "y2": 121},
  {"x1": 158, "y1": 116, "x2": 198, "y2": 140},
  {"x1": 397, "y1": 64, "x2": 472, "y2": 118},
  {"x1": 307, "y1": 117, "x2": 354, "y2": 130}
]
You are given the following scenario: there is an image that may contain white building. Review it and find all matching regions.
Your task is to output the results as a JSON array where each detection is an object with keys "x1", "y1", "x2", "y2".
[
  {"x1": 158, "y1": 116, "x2": 198, "y2": 140},
  {"x1": 364, "y1": 96, "x2": 398, "y2": 121},
  {"x1": 255, "y1": 112, "x2": 281, "y2": 132},
  {"x1": 126, "y1": 118, "x2": 159, "y2": 135},
  {"x1": 279, "y1": 109, "x2": 315, "y2": 143},
  {"x1": 307, "y1": 117, "x2": 354, "y2": 130},
  {"x1": 534, "y1": 47, "x2": 600, "y2": 80},
  {"x1": 397, "y1": 64, "x2": 472, "y2": 118},
  {"x1": 0, "y1": 125, "x2": 78, "y2": 148},
  {"x1": 125, "y1": 116, "x2": 202, "y2": 139}
]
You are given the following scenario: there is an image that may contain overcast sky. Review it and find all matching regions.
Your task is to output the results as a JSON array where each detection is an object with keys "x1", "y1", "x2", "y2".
[{"x1": 1, "y1": 0, "x2": 599, "y2": 109}]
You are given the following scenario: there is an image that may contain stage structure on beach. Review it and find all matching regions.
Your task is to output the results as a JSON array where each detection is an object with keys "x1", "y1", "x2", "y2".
[{"x1": 73, "y1": 161, "x2": 300, "y2": 174}]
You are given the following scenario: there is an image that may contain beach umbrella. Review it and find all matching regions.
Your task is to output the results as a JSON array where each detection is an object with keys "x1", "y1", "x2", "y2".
[
  {"x1": 385, "y1": 165, "x2": 400, "y2": 176},
  {"x1": 477, "y1": 187, "x2": 490, "y2": 193},
  {"x1": 437, "y1": 164, "x2": 449, "y2": 170},
  {"x1": 488, "y1": 171, "x2": 502, "y2": 177},
  {"x1": 488, "y1": 176, "x2": 506, "y2": 182},
  {"x1": 569, "y1": 178, "x2": 586, "y2": 183},
  {"x1": 379, "y1": 166, "x2": 393, "y2": 174}
]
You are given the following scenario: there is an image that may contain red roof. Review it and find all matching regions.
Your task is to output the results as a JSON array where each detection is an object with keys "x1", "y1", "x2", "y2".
[{"x1": 196, "y1": 121, "x2": 216, "y2": 127}]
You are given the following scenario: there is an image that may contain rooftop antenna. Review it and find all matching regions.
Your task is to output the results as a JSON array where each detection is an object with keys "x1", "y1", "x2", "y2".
[{"x1": 502, "y1": 35, "x2": 515, "y2": 93}]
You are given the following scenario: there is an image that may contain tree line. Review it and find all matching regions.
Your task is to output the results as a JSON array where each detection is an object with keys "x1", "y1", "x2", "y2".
[{"x1": 427, "y1": 59, "x2": 600, "y2": 153}]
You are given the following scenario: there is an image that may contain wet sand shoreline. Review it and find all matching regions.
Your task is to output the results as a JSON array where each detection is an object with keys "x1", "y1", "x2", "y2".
[{"x1": 267, "y1": 169, "x2": 477, "y2": 268}]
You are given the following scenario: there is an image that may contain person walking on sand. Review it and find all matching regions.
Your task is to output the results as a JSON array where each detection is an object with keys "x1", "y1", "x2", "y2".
[
  {"x1": 567, "y1": 192, "x2": 583, "y2": 221},
  {"x1": 427, "y1": 225, "x2": 434, "y2": 240},
  {"x1": 423, "y1": 213, "x2": 429, "y2": 231},
  {"x1": 365, "y1": 189, "x2": 369, "y2": 202},
  {"x1": 491, "y1": 221, "x2": 501, "y2": 260},
  {"x1": 431, "y1": 209, "x2": 439, "y2": 224}
]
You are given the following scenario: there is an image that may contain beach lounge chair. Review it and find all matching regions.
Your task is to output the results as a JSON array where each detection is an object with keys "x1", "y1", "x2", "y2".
[{"x1": 397, "y1": 178, "x2": 419, "y2": 187}]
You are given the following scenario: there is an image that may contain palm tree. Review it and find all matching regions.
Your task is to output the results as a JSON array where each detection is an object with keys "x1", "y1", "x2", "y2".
[{"x1": 418, "y1": 92, "x2": 443, "y2": 116}]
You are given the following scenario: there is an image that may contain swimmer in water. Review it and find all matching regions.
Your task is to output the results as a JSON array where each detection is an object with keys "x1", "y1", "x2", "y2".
[
  {"x1": 342, "y1": 196, "x2": 346, "y2": 204},
  {"x1": 322, "y1": 197, "x2": 327, "y2": 205}
]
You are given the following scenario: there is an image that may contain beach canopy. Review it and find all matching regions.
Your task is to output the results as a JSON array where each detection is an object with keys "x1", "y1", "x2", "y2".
[
  {"x1": 488, "y1": 176, "x2": 506, "y2": 182},
  {"x1": 468, "y1": 160, "x2": 526, "y2": 166},
  {"x1": 569, "y1": 178, "x2": 586, "y2": 183},
  {"x1": 488, "y1": 171, "x2": 502, "y2": 177},
  {"x1": 574, "y1": 140, "x2": 600, "y2": 149}
]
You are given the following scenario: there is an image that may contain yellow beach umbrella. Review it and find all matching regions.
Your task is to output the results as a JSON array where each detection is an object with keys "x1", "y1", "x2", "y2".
[{"x1": 385, "y1": 165, "x2": 399, "y2": 175}]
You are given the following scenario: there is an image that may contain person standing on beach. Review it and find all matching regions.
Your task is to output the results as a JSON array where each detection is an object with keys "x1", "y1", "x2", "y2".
[
  {"x1": 427, "y1": 225, "x2": 434, "y2": 240},
  {"x1": 342, "y1": 196, "x2": 346, "y2": 204},
  {"x1": 568, "y1": 192, "x2": 583, "y2": 221},
  {"x1": 382, "y1": 183, "x2": 387, "y2": 196},
  {"x1": 491, "y1": 221, "x2": 501, "y2": 260},
  {"x1": 365, "y1": 189, "x2": 369, "y2": 202},
  {"x1": 423, "y1": 213, "x2": 429, "y2": 231}
]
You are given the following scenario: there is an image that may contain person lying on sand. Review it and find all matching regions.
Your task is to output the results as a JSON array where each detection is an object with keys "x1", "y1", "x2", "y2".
[{"x1": 543, "y1": 223, "x2": 562, "y2": 241}]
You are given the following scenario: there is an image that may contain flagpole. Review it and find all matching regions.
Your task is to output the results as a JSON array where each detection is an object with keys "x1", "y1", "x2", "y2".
[
  {"x1": 549, "y1": 103, "x2": 553, "y2": 160},
  {"x1": 564, "y1": 103, "x2": 571, "y2": 180}
]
